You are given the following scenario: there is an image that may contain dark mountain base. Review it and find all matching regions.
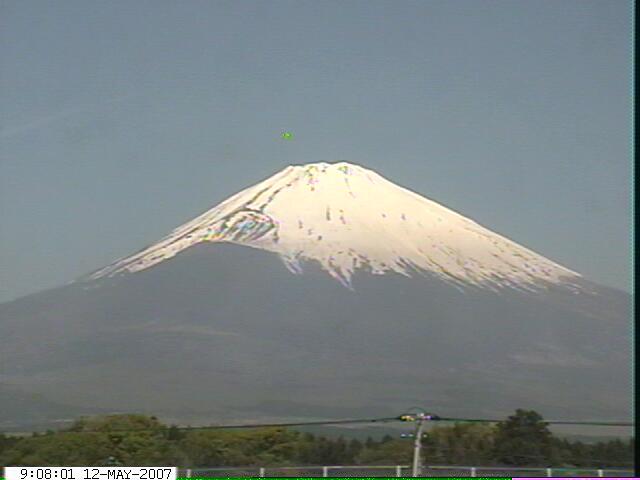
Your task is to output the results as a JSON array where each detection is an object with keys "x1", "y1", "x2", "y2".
[{"x1": 0, "y1": 243, "x2": 631, "y2": 430}]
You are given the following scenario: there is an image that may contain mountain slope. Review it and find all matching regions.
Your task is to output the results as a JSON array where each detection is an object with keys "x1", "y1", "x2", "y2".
[
  {"x1": 0, "y1": 243, "x2": 630, "y2": 429},
  {"x1": 0, "y1": 162, "x2": 630, "y2": 430}
]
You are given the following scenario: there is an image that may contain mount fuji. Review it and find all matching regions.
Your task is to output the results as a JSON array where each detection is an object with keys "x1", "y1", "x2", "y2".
[
  {"x1": 90, "y1": 162, "x2": 580, "y2": 290},
  {"x1": 0, "y1": 162, "x2": 630, "y2": 430}
]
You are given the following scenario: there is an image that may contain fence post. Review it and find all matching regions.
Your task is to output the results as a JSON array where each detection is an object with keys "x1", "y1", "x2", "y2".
[
  {"x1": 185, "y1": 469, "x2": 191, "y2": 478},
  {"x1": 396, "y1": 465, "x2": 402, "y2": 477},
  {"x1": 470, "y1": 467, "x2": 476, "y2": 477},
  {"x1": 546, "y1": 468, "x2": 552, "y2": 477},
  {"x1": 322, "y1": 466, "x2": 329, "y2": 477},
  {"x1": 259, "y1": 467, "x2": 265, "y2": 478},
  {"x1": 597, "y1": 469, "x2": 604, "y2": 477}
]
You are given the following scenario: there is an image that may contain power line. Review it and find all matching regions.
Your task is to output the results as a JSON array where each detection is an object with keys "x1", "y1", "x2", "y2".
[
  {"x1": 175, "y1": 416, "x2": 400, "y2": 430},
  {"x1": 12, "y1": 413, "x2": 632, "y2": 435},
  {"x1": 46, "y1": 416, "x2": 400, "y2": 434},
  {"x1": 433, "y1": 417, "x2": 633, "y2": 427}
]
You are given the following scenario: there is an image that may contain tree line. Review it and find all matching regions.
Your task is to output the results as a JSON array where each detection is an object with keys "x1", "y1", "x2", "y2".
[{"x1": 0, "y1": 410, "x2": 633, "y2": 469}]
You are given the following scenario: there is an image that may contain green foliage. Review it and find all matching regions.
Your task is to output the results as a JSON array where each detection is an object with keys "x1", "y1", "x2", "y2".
[
  {"x1": 1, "y1": 415, "x2": 185, "y2": 467},
  {"x1": 356, "y1": 439, "x2": 412, "y2": 464},
  {"x1": 550, "y1": 437, "x2": 635, "y2": 468},
  {"x1": 423, "y1": 423, "x2": 496, "y2": 465},
  {"x1": 0, "y1": 433, "x2": 20, "y2": 456},
  {"x1": 0, "y1": 411, "x2": 633, "y2": 468},
  {"x1": 492, "y1": 409, "x2": 555, "y2": 466},
  {"x1": 68, "y1": 414, "x2": 165, "y2": 433},
  {"x1": 0, "y1": 432, "x2": 112, "y2": 466}
]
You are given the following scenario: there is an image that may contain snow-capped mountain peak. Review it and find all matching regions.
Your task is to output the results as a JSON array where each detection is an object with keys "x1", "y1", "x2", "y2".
[{"x1": 90, "y1": 161, "x2": 579, "y2": 290}]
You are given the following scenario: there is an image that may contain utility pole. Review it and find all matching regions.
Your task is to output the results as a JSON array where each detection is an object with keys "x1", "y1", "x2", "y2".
[
  {"x1": 400, "y1": 411, "x2": 438, "y2": 478},
  {"x1": 411, "y1": 413, "x2": 429, "y2": 477}
]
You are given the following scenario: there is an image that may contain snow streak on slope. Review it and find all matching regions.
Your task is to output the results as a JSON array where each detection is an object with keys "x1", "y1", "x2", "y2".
[{"x1": 90, "y1": 162, "x2": 580, "y2": 290}]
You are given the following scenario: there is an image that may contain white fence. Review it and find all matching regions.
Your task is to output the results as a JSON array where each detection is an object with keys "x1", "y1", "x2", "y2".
[{"x1": 180, "y1": 465, "x2": 635, "y2": 477}]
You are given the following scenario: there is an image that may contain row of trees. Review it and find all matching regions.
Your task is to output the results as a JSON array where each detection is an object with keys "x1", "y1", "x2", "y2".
[{"x1": 0, "y1": 410, "x2": 634, "y2": 468}]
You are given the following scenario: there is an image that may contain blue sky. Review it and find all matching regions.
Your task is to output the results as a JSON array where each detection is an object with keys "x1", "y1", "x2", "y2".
[{"x1": 0, "y1": 0, "x2": 632, "y2": 302}]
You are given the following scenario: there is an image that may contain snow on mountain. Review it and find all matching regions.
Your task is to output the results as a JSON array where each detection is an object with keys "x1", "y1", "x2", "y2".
[{"x1": 89, "y1": 162, "x2": 580, "y2": 290}]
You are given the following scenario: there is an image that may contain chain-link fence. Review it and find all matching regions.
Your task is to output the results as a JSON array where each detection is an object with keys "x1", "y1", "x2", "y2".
[{"x1": 180, "y1": 465, "x2": 635, "y2": 477}]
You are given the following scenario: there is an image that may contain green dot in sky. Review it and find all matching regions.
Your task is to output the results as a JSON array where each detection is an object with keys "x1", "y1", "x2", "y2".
[{"x1": 281, "y1": 131, "x2": 293, "y2": 140}]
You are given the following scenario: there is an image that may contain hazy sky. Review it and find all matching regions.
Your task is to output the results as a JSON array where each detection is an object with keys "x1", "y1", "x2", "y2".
[{"x1": 0, "y1": 0, "x2": 632, "y2": 302}]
